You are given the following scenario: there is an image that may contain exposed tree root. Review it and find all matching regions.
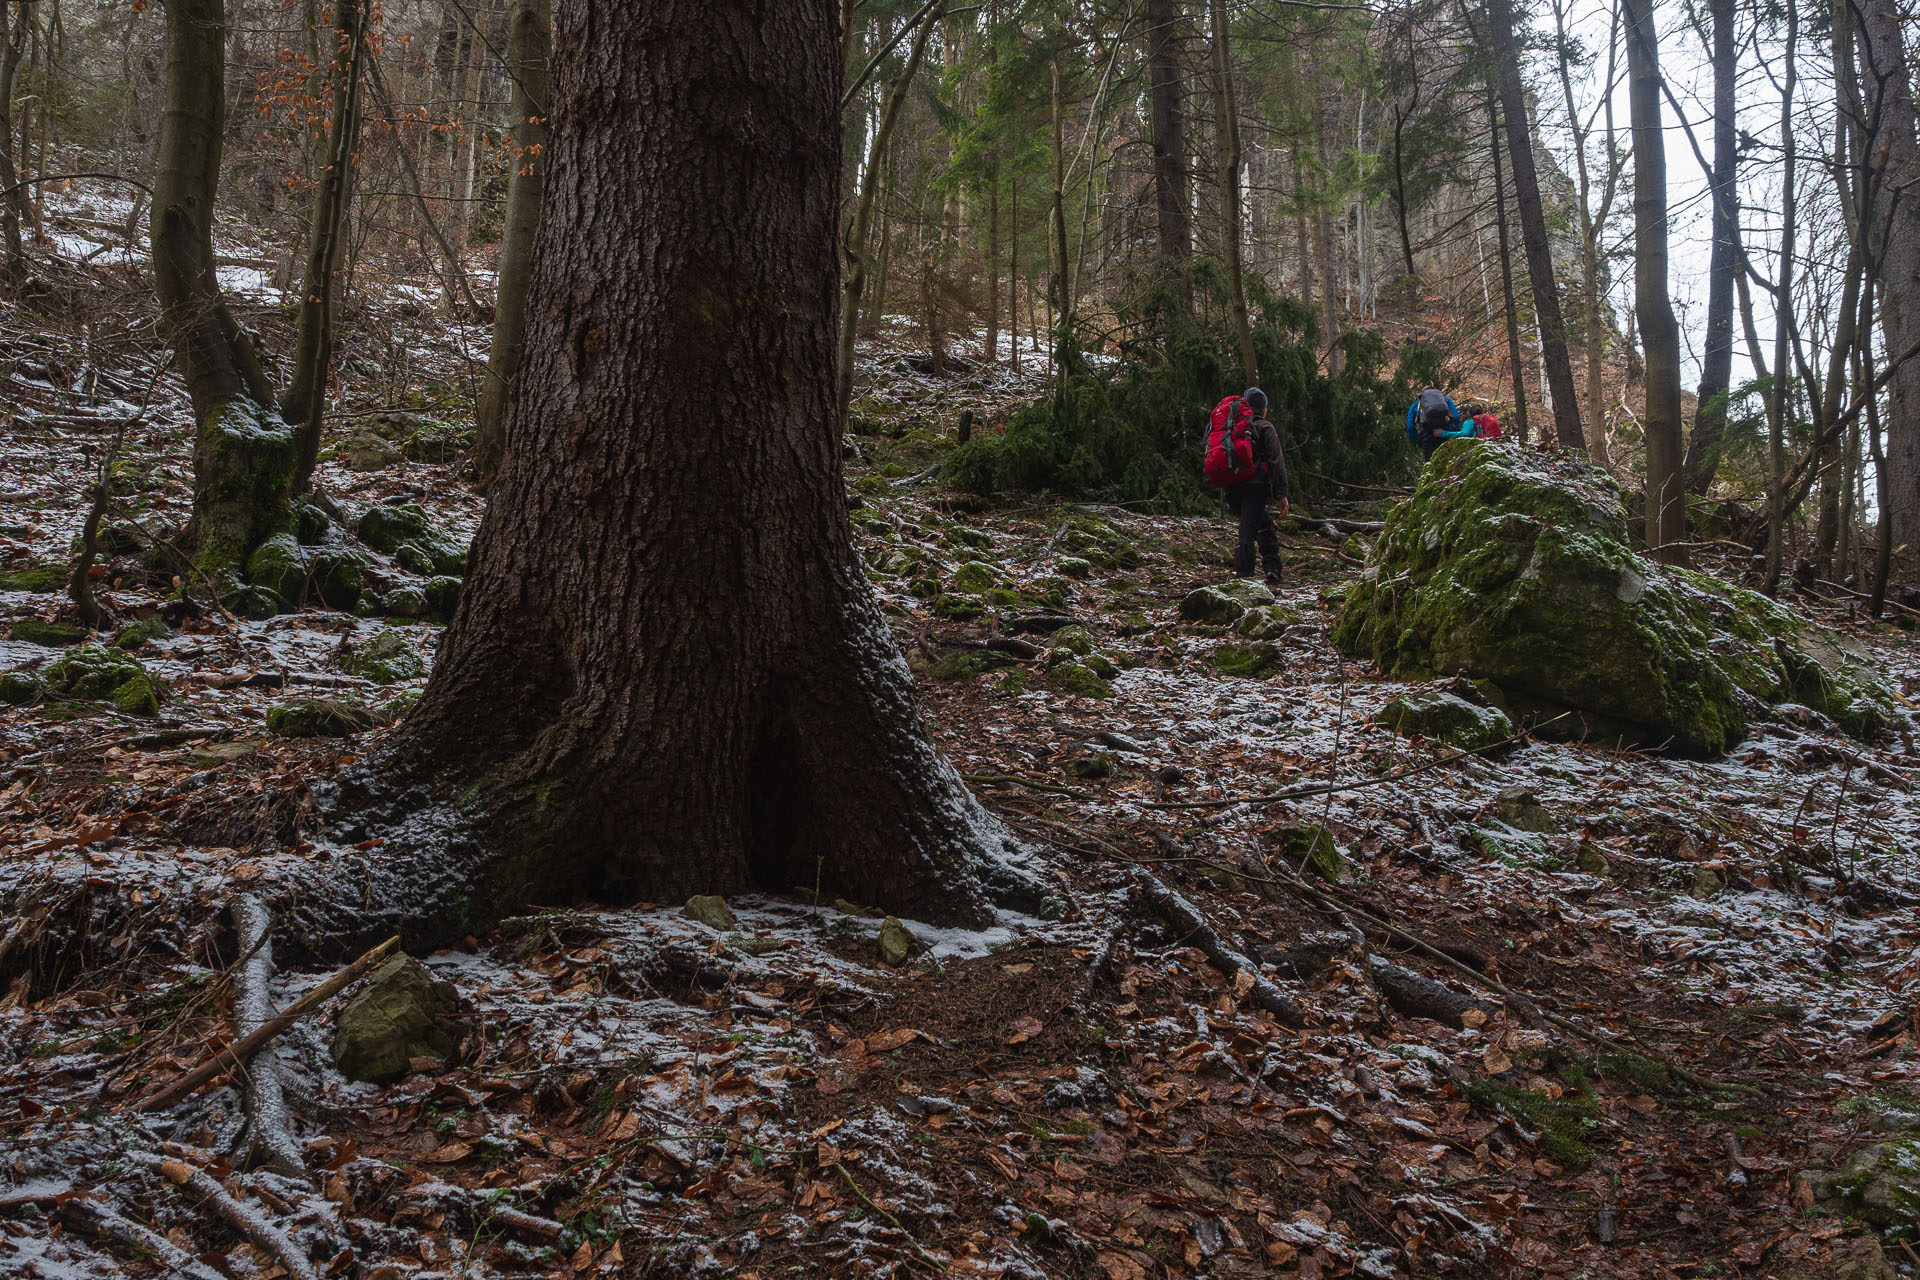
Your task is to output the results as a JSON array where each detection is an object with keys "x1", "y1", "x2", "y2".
[
  {"x1": 1135, "y1": 872, "x2": 1305, "y2": 1026},
  {"x1": 1368, "y1": 956, "x2": 1498, "y2": 1029},
  {"x1": 229, "y1": 894, "x2": 307, "y2": 1178},
  {"x1": 59, "y1": 1193, "x2": 229, "y2": 1280}
]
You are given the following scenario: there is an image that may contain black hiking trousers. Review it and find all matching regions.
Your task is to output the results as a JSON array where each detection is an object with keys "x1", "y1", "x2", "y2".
[{"x1": 1224, "y1": 480, "x2": 1282, "y2": 581}]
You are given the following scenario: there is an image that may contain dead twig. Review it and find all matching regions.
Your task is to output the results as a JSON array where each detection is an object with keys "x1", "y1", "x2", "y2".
[{"x1": 153, "y1": 1159, "x2": 318, "y2": 1280}]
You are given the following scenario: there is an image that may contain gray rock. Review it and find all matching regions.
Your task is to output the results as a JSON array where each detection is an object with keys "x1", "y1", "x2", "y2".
[
  {"x1": 331, "y1": 956, "x2": 462, "y2": 1084},
  {"x1": 1492, "y1": 784, "x2": 1558, "y2": 834},
  {"x1": 1375, "y1": 691, "x2": 1514, "y2": 751},
  {"x1": 1232, "y1": 604, "x2": 1301, "y2": 641},
  {"x1": 683, "y1": 895, "x2": 735, "y2": 930},
  {"x1": 878, "y1": 916, "x2": 917, "y2": 967},
  {"x1": 1804, "y1": 1139, "x2": 1920, "y2": 1229},
  {"x1": 1178, "y1": 587, "x2": 1244, "y2": 625}
]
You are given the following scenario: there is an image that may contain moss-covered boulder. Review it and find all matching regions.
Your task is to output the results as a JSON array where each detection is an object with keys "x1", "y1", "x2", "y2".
[
  {"x1": 246, "y1": 532, "x2": 309, "y2": 610},
  {"x1": 331, "y1": 955, "x2": 462, "y2": 1084},
  {"x1": 11, "y1": 619, "x2": 87, "y2": 647},
  {"x1": 1233, "y1": 604, "x2": 1301, "y2": 641},
  {"x1": 952, "y1": 560, "x2": 997, "y2": 593},
  {"x1": 45, "y1": 645, "x2": 164, "y2": 716},
  {"x1": 339, "y1": 629, "x2": 425, "y2": 684},
  {"x1": 0, "y1": 564, "x2": 67, "y2": 593},
  {"x1": 1279, "y1": 825, "x2": 1343, "y2": 882},
  {"x1": 1057, "y1": 556, "x2": 1093, "y2": 580},
  {"x1": 1179, "y1": 586, "x2": 1244, "y2": 624},
  {"x1": 267, "y1": 698, "x2": 379, "y2": 738},
  {"x1": 1806, "y1": 1139, "x2": 1920, "y2": 1229},
  {"x1": 0, "y1": 671, "x2": 44, "y2": 705},
  {"x1": 308, "y1": 549, "x2": 366, "y2": 612},
  {"x1": 1210, "y1": 642, "x2": 1281, "y2": 679},
  {"x1": 423, "y1": 576, "x2": 462, "y2": 623},
  {"x1": 1049, "y1": 625, "x2": 1093, "y2": 656},
  {"x1": 1333, "y1": 443, "x2": 1897, "y2": 754},
  {"x1": 355, "y1": 504, "x2": 468, "y2": 576},
  {"x1": 113, "y1": 617, "x2": 171, "y2": 650},
  {"x1": 384, "y1": 584, "x2": 428, "y2": 618},
  {"x1": 1374, "y1": 690, "x2": 1514, "y2": 751},
  {"x1": 1049, "y1": 662, "x2": 1111, "y2": 698}
]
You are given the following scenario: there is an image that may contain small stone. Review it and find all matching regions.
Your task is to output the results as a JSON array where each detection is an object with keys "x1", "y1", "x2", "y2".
[
  {"x1": 1178, "y1": 586, "x2": 1244, "y2": 624},
  {"x1": 1232, "y1": 605, "x2": 1300, "y2": 641},
  {"x1": 1492, "y1": 784, "x2": 1558, "y2": 834},
  {"x1": 1575, "y1": 845, "x2": 1610, "y2": 877},
  {"x1": 1214, "y1": 578, "x2": 1276, "y2": 607},
  {"x1": 1374, "y1": 691, "x2": 1514, "y2": 752},
  {"x1": 1831, "y1": 1236, "x2": 1898, "y2": 1280},
  {"x1": 878, "y1": 916, "x2": 917, "y2": 967},
  {"x1": 338, "y1": 629, "x2": 425, "y2": 684},
  {"x1": 1691, "y1": 865, "x2": 1725, "y2": 897},
  {"x1": 0, "y1": 671, "x2": 44, "y2": 705},
  {"x1": 1056, "y1": 556, "x2": 1092, "y2": 579},
  {"x1": 683, "y1": 895, "x2": 735, "y2": 929},
  {"x1": 1068, "y1": 752, "x2": 1118, "y2": 779},
  {"x1": 1812, "y1": 1139, "x2": 1920, "y2": 1229},
  {"x1": 1209, "y1": 642, "x2": 1281, "y2": 679},
  {"x1": 337, "y1": 431, "x2": 406, "y2": 472},
  {"x1": 952, "y1": 561, "x2": 996, "y2": 593},
  {"x1": 832, "y1": 898, "x2": 870, "y2": 917},
  {"x1": 332, "y1": 955, "x2": 462, "y2": 1084}
]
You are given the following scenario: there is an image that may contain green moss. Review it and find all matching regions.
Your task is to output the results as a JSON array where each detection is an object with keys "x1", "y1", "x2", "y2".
[
  {"x1": 953, "y1": 561, "x2": 997, "y2": 593},
  {"x1": 1374, "y1": 690, "x2": 1514, "y2": 750},
  {"x1": 1333, "y1": 443, "x2": 1894, "y2": 754},
  {"x1": 1232, "y1": 604, "x2": 1301, "y2": 641},
  {"x1": 1068, "y1": 752, "x2": 1118, "y2": 778},
  {"x1": 909, "y1": 577, "x2": 943, "y2": 600},
  {"x1": 0, "y1": 671, "x2": 43, "y2": 705},
  {"x1": 1278, "y1": 825, "x2": 1342, "y2": 881},
  {"x1": 1057, "y1": 556, "x2": 1093, "y2": 580},
  {"x1": 928, "y1": 650, "x2": 1013, "y2": 681},
  {"x1": 1466, "y1": 1068, "x2": 1600, "y2": 1168},
  {"x1": 340, "y1": 630, "x2": 425, "y2": 684},
  {"x1": 292, "y1": 499, "x2": 331, "y2": 545},
  {"x1": 1821, "y1": 1139, "x2": 1920, "y2": 1228},
  {"x1": 190, "y1": 398, "x2": 298, "y2": 586},
  {"x1": 246, "y1": 532, "x2": 308, "y2": 611},
  {"x1": 307, "y1": 550, "x2": 365, "y2": 612},
  {"x1": 1179, "y1": 586, "x2": 1244, "y2": 624},
  {"x1": 1049, "y1": 662, "x2": 1111, "y2": 698},
  {"x1": 45, "y1": 645, "x2": 164, "y2": 717},
  {"x1": 996, "y1": 669, "x2": 1027, "y2": 695},
  {"x1": 0, "y1": 564, "x2": 66, "y2": 593},
  {"x1": 11, "y1": 619, "x2": 88, "y2": 647},
  {"x1": 1209, "y1": 642, "x2": 1281, "y2": 679},
  {"x1": 113, "y1": 617, "x2": 171, "y2": 650},
  {"x1": 933, "y1": 594, "x2": 984, "y2": 621},
  {"x1": 1050, "y1": 625, "x2": 1093, "y2": 656},
  {"x1": 355, "y1": 504, "x2": 468, "y2": 575},
  {"x1": 385, "y1": 585, "x2": 429, "y2": 618},
  {"x1": 267, "y1": 698, "x2": 379, "y2": 738}
]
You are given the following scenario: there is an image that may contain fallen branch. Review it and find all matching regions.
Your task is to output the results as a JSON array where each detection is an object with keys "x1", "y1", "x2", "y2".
[
  {"x1": 230, "y1": 895, "x2": 306, "y2": 1178},
  {"x1": 835, "y1": 1162, "x2": 949, "y2": 1272},
  {"x1": 132, "y1": 934, "x2": 399, "y2": 1113},
  {"x1": 962, "y1": 772, "x2": 1091, "y2": 800},
  {"x1": 1135, "y1": 873, "x2": 1304, "y2": 1026},
  {"x1": 59, "y1": 1194, "x2": 228, "y2": 1280},
  {"x1": 891, "y1": 463, "x2": 941, "y2": 487},
  {"x1": 1368, "y1": 955, "x2": 1497, "y2": 1029},
  {"x1": 154, "y1": 1159, "x2": 318, "y2": 1280},
  {"x1": 1142, "y1": 715, "x2": 1566, "y2": 811}
]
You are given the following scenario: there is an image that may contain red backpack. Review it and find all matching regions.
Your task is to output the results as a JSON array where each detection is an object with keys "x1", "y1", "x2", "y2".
[
  {"x1": 1204, "y1": 396, "x2": 1261, "y2": 487},
  {"x1": 1475, "y1": 411, "x2": 1503, "y2": 439}
]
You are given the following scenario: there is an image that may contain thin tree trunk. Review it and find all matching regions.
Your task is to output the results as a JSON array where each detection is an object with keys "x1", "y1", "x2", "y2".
[
  {"x1": 282, "y1": 0, "x2": 368, "y2": 493},
  {"x1": 1145, "y1": 0, "x2": 1190, "y2": 267},
  {"x1": 1856, "y1": 0, "x2": 1920, "y2": 566},
  {"x1": 1763, "y1": 0, "x2": 1798, "y2": 595},
  {"x1": 833, "y1": 0, "x2": 940, "y2": 430},
  {"x1": 0, "y1": 2, "x2": 31, "y2": 276},
  {"x1": 1048, "y1": 55, "x2": 1072, "y2": 367},
  {"x1": 1009, "y1": 174, "x2": 1020, "y2": 372},
  {"x1": 1862, "y1": 281, "x2": 1891, "y2": 615},
  {"x1": 1624, "y1": 0, "x2": 1686, "y2": 564},
  {"x1": 1484, "y1": 0, "x2": 1584, "y2": 449},
  {"x1": 366, "y1": 47, "x2": 486, "y2": 318},
  {"x1": 151, "y1": 0, "x2": 294, "y2": 587},
  {"x1": 1488, "y1": 92, "x2": 1530, "y2": 443},
  {"x1": 310, "y1": 0, "x2": 1031, "y2": 956},
  {"x1": 984, "y1": 166, "x2": 999, "y2": 362},
  {"x1": 1684, "y1": 0, "x2": 1738, "y2": 494},
  {"x1": 1208, "y1": 0, "x2": 1256, "y2": 382},
  {"x1": 474, "y1": 0, "x2": 550, "y2": 483}
]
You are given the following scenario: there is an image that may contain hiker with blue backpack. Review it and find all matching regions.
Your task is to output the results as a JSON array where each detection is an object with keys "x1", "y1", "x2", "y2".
[
  {"x1": 1204, "y1": 387, "x2": 1290, "y2": 586},
  {"x1": 1407, "y1": 387, "x2": 1479, "y2": 462}
]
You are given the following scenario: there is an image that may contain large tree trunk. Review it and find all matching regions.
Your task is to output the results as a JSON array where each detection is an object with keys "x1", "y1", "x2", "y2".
[
  {"x1": 1856, "y1": 0, "x2": 1920, "y2": 566},
  {"x1": 152, "y1": 0, "x2": 294, "y2": 588},
  {"x1": 474, "y1": 0, "x2": 550, "y2": 483},
  {"x1": 302, "y1": 0, "x2": 1033, "y2": 957},
  {"x1": 281, "y1": 0, "x2": 367, "y2": 493},
  {"x1": 1486, "y1": 0, "x2": 1584, "y2": 450},
  {"x1": 833, "y1": 0, "x2": 940, "y2": 430},
  {"x1": 1207, "y1": 0, "x2": 1256, "y2": 382},
  {"x1": 1684, "y1": 0, "x2": 1738, "y2": 494},
  {"x1": 1623, "y1": 0, "x2": 1686, "y2": 564},
  {"x1": 1144, "y1": 0, "x2": 1190, "y2": 267},
  {"x1": 0, "y1": 2, "x2": 31, "y2": 277},
  {"x1": 1487, "y1": 92, "x2": 1530, "y2": 443},
  {"x1": 1763, "y1": 0, "x2": 1798, "y2": 595}
]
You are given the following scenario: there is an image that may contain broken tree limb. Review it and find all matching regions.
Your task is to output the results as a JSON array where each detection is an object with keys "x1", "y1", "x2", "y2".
[
  {"x1": 1267, "y1": 861, "x2": 1762, "y2": 1097},
  {"x1": 1135, "y1": 873, "x2": 1304, "y2": 1026},
  {"x1": 132, "y1": 934, "x2": 399, "y2": 1114},
  {"x1": 154, "y1": 1159, "x2": 319, "y2": 1280},
  {"x1": 229, "y1": 895, "x2": 307, "y2": 1178},
  {"x1": 60, "y1": 1194, "x2": 229, "y2": 1280},
  {"x1": 1368, "y1": 956, "x2": 1497, "y2": 1029}
]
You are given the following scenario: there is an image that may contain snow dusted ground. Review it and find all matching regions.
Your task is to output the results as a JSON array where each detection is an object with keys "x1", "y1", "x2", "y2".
[{"x1": 1, "y1": 203, "x2": 1918, "y2": 1278}]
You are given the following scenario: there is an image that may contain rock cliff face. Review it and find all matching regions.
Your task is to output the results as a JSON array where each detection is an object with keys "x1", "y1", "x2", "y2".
[{"x1": 1333, "y1": 441, "x2": 1897, "y2": 754}]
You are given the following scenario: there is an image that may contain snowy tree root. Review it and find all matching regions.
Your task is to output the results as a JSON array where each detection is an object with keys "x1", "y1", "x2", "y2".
[
  {"x1": 229, "y1": 894, "x2": 307, "y2": 1178},
  {"x1": 154, "y1": 1159, "x2": 319, "y2": 1280},
  {"x1": 1135, "y1": 874, "x2": 1305, "y2": 1026},
  {"x1": 60, "y1": 1194, "x2": 229, "y2": 1280},
  {"x1": 134, "y1": 933, "x2": 399, "y2": 1113}
]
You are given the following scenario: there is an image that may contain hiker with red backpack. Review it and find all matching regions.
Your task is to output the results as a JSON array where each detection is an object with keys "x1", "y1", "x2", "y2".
[{"x1": 1204, "y1": 387, "x2": 1290, "y2": 586}]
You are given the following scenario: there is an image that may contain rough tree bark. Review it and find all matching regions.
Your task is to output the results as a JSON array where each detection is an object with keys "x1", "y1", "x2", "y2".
[
  {"x1": 300, "y1": 0, "x2": 1035, "y2": 956},
  {"x1": 1623, "y1": 0, "x2": 1686, "y2": 563},
  {"x1": 1684, "y1": 0, "x2": 1738, "y2": 494},
  {"x1": 151, "y1": 0, "x2": 294, "y2": 586},
  {"x1": 1487, "y1": 91, "x2": 1530, "y2": 443},
  {"x1": 282, "y1": 0, "x2": 367, "y2": 492},
  {"x1": 1208, "y1": 0, "x2": 1256, "y2": 382},
  {"x1": 1144, "y1": 0, "x2": 1190, "y2": 267},
  {"x1": 0, "y1": 2, "x2": 32, "y2": 276},
  {"x1": 833, "y1": 0, "x2": 940, "y2": 431},
  {"x1": 1763, "y1": 0, "x2": 1797, "y2": 596},
  {"x1": 1048, "y1": 55, "x2": 1073, "y2": 364},
  {"x1": 474, "y1": 0, "x2": 550, "y2": 482},
  {"x1": 1551, "y1": 0, "x2": 1617, "y2": 468},
  {"x1": 1856, "y1": 0, "x2": 1920, "y2": 565},
  {"x1": 1485, "y1": 0, "x2": 1584, "y2": 450}
]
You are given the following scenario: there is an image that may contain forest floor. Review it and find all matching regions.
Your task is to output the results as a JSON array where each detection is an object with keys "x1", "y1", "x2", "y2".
[{"x1": 2, "y1": 195, "x2": 1919, "y2": 1280}]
